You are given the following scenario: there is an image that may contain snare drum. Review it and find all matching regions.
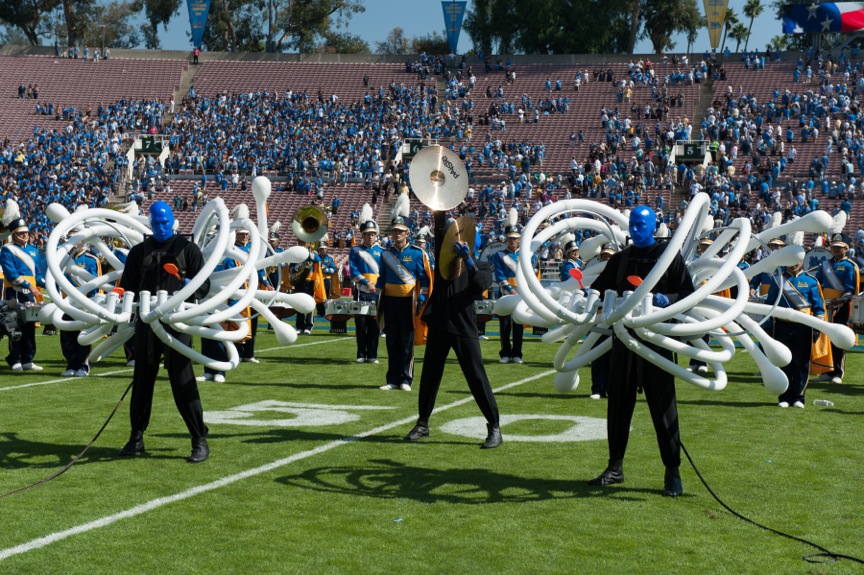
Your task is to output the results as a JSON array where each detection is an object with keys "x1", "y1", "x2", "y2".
[
  {"x1": 325, "y1": 299, "x2": 352, "y2": 321},
  {"x1": 473, "y1": 300, "x2": 495, "y2": 322},
  {"x1": 348, "y1": 301, "x2": 378, "y2": 317},
  {"x1": 22, "y1": 304, "x2": 43, "y2": 322}
]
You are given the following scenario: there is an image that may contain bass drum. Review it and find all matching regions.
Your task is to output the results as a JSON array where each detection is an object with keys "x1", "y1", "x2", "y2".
[
  {"x1": 479, "y1": 241, "x2": 507, "y2": 266},
  {"x1": 804, "y1": 247, "x2": 831, "y2": 274}
]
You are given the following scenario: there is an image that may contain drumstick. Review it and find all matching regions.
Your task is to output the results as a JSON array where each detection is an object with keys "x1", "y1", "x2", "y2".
[
  {"x1": 568, "y1": 268, "x2": 585, "y2": 289},
  {"x1": 163, "y1": 263, "x2": 182, "y2": 281}
]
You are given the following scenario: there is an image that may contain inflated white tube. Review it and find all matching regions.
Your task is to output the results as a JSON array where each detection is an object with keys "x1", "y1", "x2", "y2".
[{"x1": 749, "y1": 210, "x2": 832, "y2": 252}]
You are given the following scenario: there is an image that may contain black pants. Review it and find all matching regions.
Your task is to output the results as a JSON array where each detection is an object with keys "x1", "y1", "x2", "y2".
[
  {"x1": 354, "y1": 290, "x2": 379, "y2": 360},
  {"x1": 590, "y1": 337, "x2": 611, "y2": 397},
  {"x1": 238, "y1": 316, "x2": 258, "y2": 359},
  {"x1": 6, "y1": 321, "x2": 36, "y2": 366},
  {"x1": 606, "y1": 337, "x2": 680, "y2": 469},
  {"x1": 773, "y1": 320, "x2": 812, "y2": 403},
  {"x1": 382, "y1": 295, "x2": 415, "y2": 387},
  {"x1": 296, "y1": 281, "x2": 315, "y2": 331},
  {"x1": 60, "y1": 324, "x2": 90, "y2": 372},
  {"x1": 416, "y1": 325, "x2": 499, "y2": 426},
  {"x1": 128, "y1": 322, "x2": 207, "y2": 439},
  {"x1": 498, "y1": 315, "x2": 523, "y2": 359},
  {"x1": 201, "y1": 337, "x2": 228, "y2": 377},
  {"x1": 830, "y1": 306, "x2": 850, "y2": 378}
]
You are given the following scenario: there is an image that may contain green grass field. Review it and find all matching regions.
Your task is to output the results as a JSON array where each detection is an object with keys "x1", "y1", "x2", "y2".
[{"x1": 1, "y1": 326, "x2": 862, "y2": 574}]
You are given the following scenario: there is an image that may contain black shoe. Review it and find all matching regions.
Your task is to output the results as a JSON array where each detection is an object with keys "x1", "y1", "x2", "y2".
[
  {"x1": 481, "y1": 423, "x2": 502, "y2": 449},
  {"x1": 187, "y1": 437, "x2": 209, "y2": 463},
  {"x1": 663, "y1": 467, "x2": 682, "y2": 497},
  {"x1": 404, "y1": 424, "x2": 430, "y2": 441},
  {"x1": 588, "y1": 466, "x2": 624, "y2": 486},
  {"x1": 119, "y1": 431, "x2": 144, "y2": 457}
]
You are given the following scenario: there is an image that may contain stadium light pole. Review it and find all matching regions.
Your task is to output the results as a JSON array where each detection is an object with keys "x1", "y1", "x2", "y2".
[{"x1": 100, "y1": 24, "x2": 106, "y2": 54}]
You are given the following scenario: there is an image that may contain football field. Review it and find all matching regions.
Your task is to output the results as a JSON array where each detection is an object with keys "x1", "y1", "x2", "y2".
[{"x1": 1, "y1": 327, "x2": 862, "y2": 574}]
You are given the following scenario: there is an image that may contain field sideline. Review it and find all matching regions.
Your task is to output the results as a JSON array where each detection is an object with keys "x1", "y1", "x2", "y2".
[{"x1": 1, "y1": 328, "x2": 862, "y2": 574}]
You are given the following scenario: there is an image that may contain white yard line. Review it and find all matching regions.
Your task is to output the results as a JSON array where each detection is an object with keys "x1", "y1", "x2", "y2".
[
  {"x1": 0, "y1": 338, "x2": 342, "y2": 393},
  {"x1": 0, "y1": 369, "x2": 554, "y2": 561}
]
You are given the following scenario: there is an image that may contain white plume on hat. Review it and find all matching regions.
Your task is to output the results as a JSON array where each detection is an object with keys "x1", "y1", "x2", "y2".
[
  {"x1": 417, "y1": 225, "x2": 431, "y2": 239},
  {"x1": 814, "y1": 235, "x2": 824, "y2": 247},
  {"x1": 507, "y1": 207, "x2": 518, "y2": 229},
  {"x1": 270, "y1": 221, "x2": 281, "y2": 235},
  {"x1": 392, "y1": 192, "x2": 410, "y2": 222},
  {"x1": 788, "y1": 217, "x2": 805, "y2": 247},
  {"x1": 1, "y1": 199, "x2": 20, "y2": 227},
  {"x1": 768, "y1": 211, "x2": 783, "y2": 230},
  {"x1": 559, "y1": 232, "x2": 575, "y2": 246},
  {"x1": 831, "y1": 210, "x2": 847, "y2": 235},
  {"x1": 360, "y1": 203, "x2": 374, "y2": 225},
  {"x1": 657, "y1": 222, "x2": 669, "y2": 238}
]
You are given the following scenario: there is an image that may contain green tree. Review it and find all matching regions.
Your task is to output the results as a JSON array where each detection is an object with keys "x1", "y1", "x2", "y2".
[
  {"x1": 683, "y1": 12, "x2": 706, "y2": 57},
  {"x1": 141, "y1": 0, "x2": 182, "y2": 49},
  {"x1": 0, "y1": 0, "x2": 61, "y2": 45},
  {"x1": 412, "y1": 31, "x2": 449, "y2": 54},
  {"x1": 271, "y1": 0, "x2": 363, "y2": 53},
  {"x1": 375, "y1": 26, "x2": 410, "y2": 54},
  {"x1": 730, "y1": 22, "x2": 748, "y2": 52},
  {"x1": 742, "y1": 0, "x2": 763, "y2": 52},
  {"x1": 318, "y1": 30, "x2": 369, "y2": 53},
  {"x1": 641, "y1": 0, "x2": 702, "y2": 54}
]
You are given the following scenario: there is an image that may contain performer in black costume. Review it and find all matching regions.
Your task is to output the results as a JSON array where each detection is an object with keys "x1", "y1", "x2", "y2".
[
  {"x1": 588, "y1": 206, "x2": 694, "y2": 496},
  {"x1": 118, "y1": 201, "x2": 212, "y2": 463},
  {"x1": 404, "y1": 212, "x2": 502, "y2": 448}
]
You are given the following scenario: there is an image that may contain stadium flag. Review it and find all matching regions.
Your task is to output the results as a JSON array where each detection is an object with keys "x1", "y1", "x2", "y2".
[
  {"x1": 703, "y1": 0, "x2": 729, "y2": 49},
  {"x1": 442, "y1": 1, "x2": 467, "y2": 53},
  {"x1": 783, "y1": 2, "x2": 864, "y2": 33},
  {"x1": 187, "y1": 0, "x2": 212, "y2": 48}
]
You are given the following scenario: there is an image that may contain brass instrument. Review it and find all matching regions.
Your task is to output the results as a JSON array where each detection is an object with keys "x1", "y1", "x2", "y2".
[{"x1": 289, "y1": 205, "x2": 329, "y2": 285}]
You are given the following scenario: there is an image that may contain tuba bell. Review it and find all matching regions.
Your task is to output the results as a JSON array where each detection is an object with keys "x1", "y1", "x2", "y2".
[{"x1": 292, "y1": 205, "x2": 328, "y2": 244}]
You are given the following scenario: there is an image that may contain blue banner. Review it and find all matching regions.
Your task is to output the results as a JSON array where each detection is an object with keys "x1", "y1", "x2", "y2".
[
  {"x1": 442, "y1": 1, "x2": 467, "y2": 53},
  {"x1": 187, "y1": 0, "x2": 212, "y2": 48}
]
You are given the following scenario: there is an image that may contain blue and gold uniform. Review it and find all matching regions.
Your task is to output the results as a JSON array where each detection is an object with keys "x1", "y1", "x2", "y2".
[
  {"x1": 813, "y1": 235, "x2": 861, "y2": 382},
  {"x1": 316, "y1": 242, "x2": 337, "y2": 316},
  {"x1": 290, "y1": 248, "x2": 322, "y2": 334},
  {"x1": 233, "y1": 234, "x2": 271, "y2": 361},
  {"x1": 493, "y1": 226, "x2": 537, "y2": 363},
  {"x1": 766, "y1": 265, "x2": 825, "y2": 406},
  {"x1": 1, "y1": 218, "x2": 45, "y2": 370},
  {"x1": 559, "y1": 240, "x2": 583, "y2": 283},
  {"x1": 376, "y1": 236, "x2": 431, "y2": 390},
  {"x1": 349, "y1": 221, "x2": 383, "y2": 362}
]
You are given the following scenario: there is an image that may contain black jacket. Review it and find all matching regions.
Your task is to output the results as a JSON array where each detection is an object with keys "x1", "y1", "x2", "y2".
[
  {"x1": 421, "y1": 212, "x2": 493, "y2": 337},
  {"x1": 120, "y1": 234, "x2": 210, "y2": 304}
]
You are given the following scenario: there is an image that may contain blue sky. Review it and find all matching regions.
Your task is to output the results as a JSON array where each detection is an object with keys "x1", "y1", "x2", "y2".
[{"x1": 157, "y1": 0, "x2": 782, "y2": 55}]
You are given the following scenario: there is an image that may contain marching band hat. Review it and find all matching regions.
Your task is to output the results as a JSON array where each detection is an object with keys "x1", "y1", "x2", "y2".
[
  {"x1": 601, "y1": 242, "x2": 617, "y2": 255},
  {"x1": 269, "y1": 232, "x2": 280, "y2": 240},
  {"x1": 564, "y1": 240, "x2": 580, "y2": 253},
  {"x1": 391, "y1": 217, "x2": 409, "y2": 232},
  {"x1": 360, "y1": 220, "x2": 378, "y2": 234},
  {"x1": 830, "y1": 233, "x2": 849, "y2": 248},
  {"x1": 505, "y1": 224, "x2": 522, "y2": 238},
  {"x1": 416, "y1": 233, "x2": 428, "y2": 242},
  {"x1": 11, "y1": 218, "x2": 29, "y2": 233},
  {"x1": 318, "y1": 240, "x2": 329, "y2": 248},
  {"x1": 699, "y1": 237, "x2": 713, "y2": 245},
  {"x1": 767, "y1": 238, "x2": 785, "y2": 247}
]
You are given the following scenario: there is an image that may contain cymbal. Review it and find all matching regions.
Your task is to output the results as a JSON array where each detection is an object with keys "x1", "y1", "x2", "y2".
[
  {"x1": 438, "y1": 215, "x2": 476, "y2": 280},
  {"x1": 409, "y1": 145, "x2": 469, "y2": 210}
]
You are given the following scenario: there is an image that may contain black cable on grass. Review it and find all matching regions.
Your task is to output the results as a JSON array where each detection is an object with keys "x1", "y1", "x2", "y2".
[
  {"x1": 0, "y1": 381, "x2": 133, "y2": 499},
  {"x1": 681, "y1": 441, "x2": 864, "y2": 566}
]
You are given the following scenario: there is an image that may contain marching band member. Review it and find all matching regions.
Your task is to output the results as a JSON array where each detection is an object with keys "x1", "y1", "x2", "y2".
[
  {"x1": 349, "y1": 218, "x2": 382, "y2": 363},
  {"x1": 290, "y1": 240, "x2": 323, "y2": 335},
  {"x1": 376, "y1": 217, "x2": 431, "y2": 391},
  {"x1": 405, "y1": 211, "x2": 501, "y2": 448},
  {"x1": 266, "y1": 232, "x2": 285, "y2": 289},
  {"x1": 1, "y1": 218, "x2": 45, "y2": 372},
  {"x1": 767, "y1": 256, "x2": 826, "y2": 407},
  {"x1": 588, "y1": 206, "x2": 694, "y2": 497},
  {"x1": 588, "y1": 242, "x2": 617, "y2": 400},
  {"x1": 559, "y1": 240, "x2": 583, "y2": 281},
  {"x1": 415, "y1": 230, "x2": 435, "y2": 270},
  {"x1": 493, "y1": 221, "x2": 537, "y2": 364},
  {"x1": 813, "y1": 234, "x2": 860, "y2": 384},
  {"x1": 60, "y1": 242, "x2": 100, "y2": 377},
  {"x1": 316, "y1": 241, "x2": 337, "y2": 315},
  {"x1": 234, "y1": 228, "x2": 272, "y2": 360},
  {"x1": 749, "y1": 238, "x2": 785, "y2": 297}
]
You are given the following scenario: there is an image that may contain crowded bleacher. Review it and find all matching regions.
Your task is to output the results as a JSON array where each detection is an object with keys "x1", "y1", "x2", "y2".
[{"x1": 2, "y1": 46, "x2": 864, "y2": 273}]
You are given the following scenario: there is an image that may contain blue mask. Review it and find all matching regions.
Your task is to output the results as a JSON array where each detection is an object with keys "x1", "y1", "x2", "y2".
[
  {"x1": 629, "y1": 206, "x2": 657, "y2": 248},
  {"x1": 149, "y1": 201, "x2": 175, "y2": 243}
]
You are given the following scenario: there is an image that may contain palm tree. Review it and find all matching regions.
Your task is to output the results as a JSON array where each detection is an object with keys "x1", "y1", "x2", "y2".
[
  {"x1": 731, "y1": 22, "x2": 749, "y2": 53},
  {"x1": 720, "y1": 8, "x2": 739, "y2": 53},
  {"x1": 743, "y1": 0, "x2": 764, "y2": 52}
]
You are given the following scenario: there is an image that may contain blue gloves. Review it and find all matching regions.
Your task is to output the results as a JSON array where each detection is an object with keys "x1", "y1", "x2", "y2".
[
  {"x1": 183, "y1": 278, "x2": 191, "y2": 286},
  {"x1": 653, "y1": 293, "x2": 670, "y2": 308},
  {"x1": 453, "y1": 241, "x2": 475, "y2": 268},
  {"x1": 416, "y1": 294, "x2": 427, "y2": 314}
]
